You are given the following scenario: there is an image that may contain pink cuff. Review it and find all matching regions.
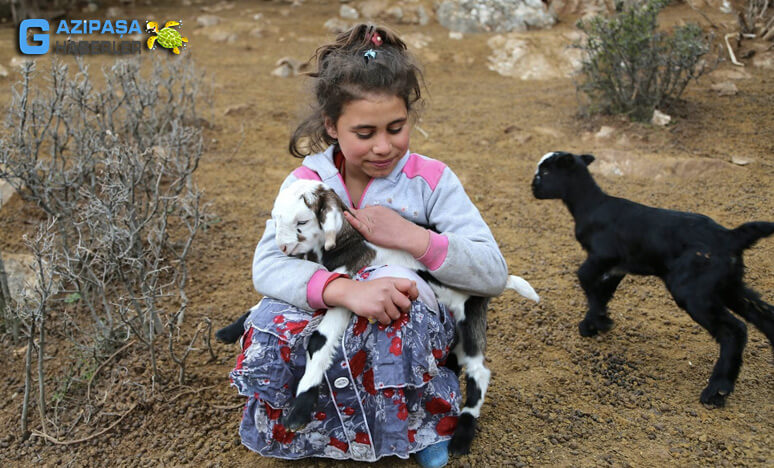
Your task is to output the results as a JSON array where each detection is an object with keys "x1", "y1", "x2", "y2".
[
  {"x1": 307, "y1": 270, "x2": 348, "y2": 309},
  {"x1": 415, "y1": 230, "x2": 449, "y2": 271}
]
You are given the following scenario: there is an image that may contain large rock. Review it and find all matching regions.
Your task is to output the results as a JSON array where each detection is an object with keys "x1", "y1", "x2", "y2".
[
  {"x1": 437, "y1": 0, "x2": 555, "y2": 33},
  {"x1": 591, "y1": 149, "x2": 736, "y2": 180},
  {"x1": 487, "y1": 31, "x2": 583, "y2": 79},
  {"x1": 2, "y1": 253, "x2": 39, "y2": 303}
]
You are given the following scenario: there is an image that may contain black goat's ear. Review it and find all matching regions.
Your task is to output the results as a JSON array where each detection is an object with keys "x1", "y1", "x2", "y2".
[
  {"x1": 556, "y1": 153, "x2": 574, "y2": 168},
  {"x1": 580, "y1": 154, "x2": 595, "y2": 166}
]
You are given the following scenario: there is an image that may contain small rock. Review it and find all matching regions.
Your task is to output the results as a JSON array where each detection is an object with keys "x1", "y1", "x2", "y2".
[
  {"x1": 731, "y1": 156, "x2": 752, "y2": 166},
  {"x1": 595, "y1": 126, "x2": 615, "y2": 140},
  {"x1": 360, "y1": 0, "x2": 388, "y2": 19},
  {"x1": 10, "y1": 57, "x2": 34, "y2": 68},
  {"x1": 651, "y1": 109, "x2": 671, "y2": 126},
  {"x1": 224, "y1": 104, "x2": 250, "y2": 116},
  {"x1": 449, "y1": 31, "x2": 463, "y2": 40},
  {"x1": 340, "y1": 5, "x2": 359, "y2": 20},
  {"x1": 202, "y1": 1, "x2": 235, "y2": 13},
  {"x1": 206, "y1": 30, "x2": 238, "y2": 43},
  {"x1": 197, "y1": 15, "x2": 221, "y2": 27},
  {"x1": 0, "y1": 64, "x2": 8, "y2": 78},
  {"x1": 752, "y1": 50, "x2": 774, "y2": 70},
  {"x1": 324, "y1": 18, "x2": 350, "y2": 34},
  {"x1": 272, "y1": 57, "x2": 308, "y2": 77},
  {"x1": 106, "y1": 7, "x2": 123, "y2": 18},
  {"x1": 386, "y1": 6, "x2": 404, "y2": 22},
  {"x1": 710, "y1": 81, "x2": 737, "y2": 96}
]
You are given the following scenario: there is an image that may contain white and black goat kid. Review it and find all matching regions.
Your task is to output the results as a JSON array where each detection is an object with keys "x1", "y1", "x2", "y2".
[
  {"x1": 532, "y1": 151, "x2": 774, "y2": 407},
  {"x1": 218, "y1": 179, "x2": 539, "y2": 455}
]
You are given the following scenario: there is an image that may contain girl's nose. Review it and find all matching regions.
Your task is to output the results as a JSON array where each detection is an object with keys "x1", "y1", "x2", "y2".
[{"x1": 373, "y1": 134, "x2": 391, "y2": 155}]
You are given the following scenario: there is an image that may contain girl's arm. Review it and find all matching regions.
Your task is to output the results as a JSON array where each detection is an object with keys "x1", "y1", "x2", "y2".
[{"x1": 345, "y1": 167, "x2": 508, "y2": 297}]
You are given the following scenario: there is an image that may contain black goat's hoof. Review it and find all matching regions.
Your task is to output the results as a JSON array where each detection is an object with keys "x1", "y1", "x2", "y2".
[
  {"x1": 449, "y1": 413, "x2": 476, "y2": 456},
  {"x1": 700, "y1": 380, "x2": 733, "y2": 408},
  {"x1": 579, "y1": 316, "x2": 613, "y2": 337}
]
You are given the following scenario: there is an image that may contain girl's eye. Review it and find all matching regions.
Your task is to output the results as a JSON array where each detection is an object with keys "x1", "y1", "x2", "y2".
[
  {"x1": 388, "y1": 126, "x2": 403, "y2": 134},
  {"x1": 356, "y1": 132, "x2": 373, "y2": 140}
]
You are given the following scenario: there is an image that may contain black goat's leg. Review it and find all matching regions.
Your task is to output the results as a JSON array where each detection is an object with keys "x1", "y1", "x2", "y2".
[
  {"x1": 724, "y1": 285, "x2": 774, "y2": 348},
  {"x1": 282, "y1": 307, "x2": 350, "y2": 431},
  {"x1": 577, "y1": 258, "x2": 623, "y2": 337},
  {"x1": 449, "y1": 297, "x2": 490, "y2": 456},
  {"x1": 672, "y1": 285, "x2": 748, "y2": 407}
]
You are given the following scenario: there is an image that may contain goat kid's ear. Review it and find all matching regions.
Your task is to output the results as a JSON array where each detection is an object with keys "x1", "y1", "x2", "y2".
[
  {"x1": 580, "y1": 154, "x2": 595, "y2": 166},
  {"x1": 556, "y1": 153, "x2": 575, "y2": 168},
  {"x1": 319, "y1": 190, "x2": 343, "y2": 251}
]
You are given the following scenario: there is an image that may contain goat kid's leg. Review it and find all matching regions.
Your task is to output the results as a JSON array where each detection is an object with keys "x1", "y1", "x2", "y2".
[
  {"x1": 577, "y1": 258, "x2": 623, "y2": 337},
  {"x1": 215, "y1": 311, "x2": 249, "y2": 344},
  {"x1": 724, "y1": 285, "x2": 774, "y2": 349},
  {"x1": 282, "y1": 307, "x2": 350, "y2": 431},
  {"x1": 672, "y1": 287, "x2": 748, "y2": 407},
  {"x1": 449, "y1": 298, "x2": 489, "y2": 456}
]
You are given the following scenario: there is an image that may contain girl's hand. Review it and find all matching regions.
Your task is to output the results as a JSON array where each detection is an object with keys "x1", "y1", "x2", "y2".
[
  {"x1": 344, "y1": 206, "x2": 430, "y2": 258},
  {"x1": 323, "y1": 277, "x2": 419, "y2": 325}
]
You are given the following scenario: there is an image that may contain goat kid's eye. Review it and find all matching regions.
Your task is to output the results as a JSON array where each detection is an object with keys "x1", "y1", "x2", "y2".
[{"x1": 297, "y1": 220, "x2": 308, "y2": 226}]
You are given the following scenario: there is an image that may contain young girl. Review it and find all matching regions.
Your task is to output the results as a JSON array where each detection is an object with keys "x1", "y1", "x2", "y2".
[{"x1": 230, "y1": 24, "x2": 508, "y2": 466}]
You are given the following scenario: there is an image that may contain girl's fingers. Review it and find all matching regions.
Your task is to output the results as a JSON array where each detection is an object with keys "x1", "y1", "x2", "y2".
[
  {"x1": 393, "y1": 288, "x2": 412, "y2": 312},
  {"x1": 344, "y1": 211, "x2": 371, "y2": 235}
]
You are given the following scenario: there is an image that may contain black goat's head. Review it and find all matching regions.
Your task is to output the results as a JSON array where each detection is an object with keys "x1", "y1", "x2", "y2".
[{"x1": 531, "y1": 151, "x2": 595, "y2": 200}]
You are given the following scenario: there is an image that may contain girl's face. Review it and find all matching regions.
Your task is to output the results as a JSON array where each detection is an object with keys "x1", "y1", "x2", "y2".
[{"x1": 325, "y1": 93, "x2": 410, "y2": 181}]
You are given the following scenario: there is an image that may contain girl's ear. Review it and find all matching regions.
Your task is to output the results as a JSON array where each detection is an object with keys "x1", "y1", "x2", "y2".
[{"x1": 324, "y1": 116, "x2": 338, "y2": 140}]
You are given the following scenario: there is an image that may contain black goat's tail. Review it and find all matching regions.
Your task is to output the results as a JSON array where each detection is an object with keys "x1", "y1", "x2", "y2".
[
  {"x1": 215, "y1": 311, "x2": 250, "y2": 344},
  {"x1": 729, "y1": 221, "x2": 774, "y2": 253}
]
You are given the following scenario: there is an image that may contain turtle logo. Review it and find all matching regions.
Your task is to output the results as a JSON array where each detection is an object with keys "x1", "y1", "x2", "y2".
[{"x1": 146, "y1": 20, "x2": 188, "y2": 54}]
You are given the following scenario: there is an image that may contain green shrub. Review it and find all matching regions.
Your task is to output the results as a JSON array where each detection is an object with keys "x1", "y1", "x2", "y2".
[{"x1": 575, "y1": 0, "x2": 714, "y2": 121}]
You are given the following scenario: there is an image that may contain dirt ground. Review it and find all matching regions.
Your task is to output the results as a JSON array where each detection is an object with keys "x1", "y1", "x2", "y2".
[{"x1": 1, "y1": 1, "x2": 773, "y2": 466}]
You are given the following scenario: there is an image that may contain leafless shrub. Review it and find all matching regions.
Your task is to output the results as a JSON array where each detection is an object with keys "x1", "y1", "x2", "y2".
[
  {"x1": 15, "y1": 220, "x2": 58, "y2": 439},
  {"x1": 0, "y1": 57, "x2": 212, "y2": 440}
]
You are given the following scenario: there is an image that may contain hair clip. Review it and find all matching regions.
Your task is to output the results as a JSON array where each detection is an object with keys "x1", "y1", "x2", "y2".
[
  {"x1": 364, "y1": 49, "x2": 376, "y2": 63},
  {"x1": 370, "y1": 33, "x2": 383, "y2": 47}
]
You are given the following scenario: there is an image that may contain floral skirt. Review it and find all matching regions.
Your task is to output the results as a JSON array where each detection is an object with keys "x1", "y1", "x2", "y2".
[{"x1": 229, "y1": 267, "x2": 461, "y2": 461}]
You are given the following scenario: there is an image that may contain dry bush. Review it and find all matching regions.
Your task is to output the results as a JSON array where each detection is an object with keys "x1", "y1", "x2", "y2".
[{"x1": 0, "y1": 57, "x2": 214, "y2": 440}]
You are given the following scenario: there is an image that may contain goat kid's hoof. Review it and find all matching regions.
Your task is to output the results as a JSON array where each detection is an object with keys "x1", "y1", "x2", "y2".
[
  {"x1": 281, "y1": 410, "x2": 311, "y2": 432},
  {"x1": 449, "y1": 414, "x2": 476, "y2": 456},
  {"x1": 700, "y1": 380, "x2": 733, "y2": 408},
  {"x1": 578, "y1": 316, "x2": 613, "y2": 337},
  {"x1": 281, "y1": 402, "x2": 314, "y2": 432}
]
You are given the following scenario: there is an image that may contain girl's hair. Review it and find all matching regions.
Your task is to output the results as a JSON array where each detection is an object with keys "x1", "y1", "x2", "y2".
[{"x1": 289, "y1": 23, "x2": 425, "y2": 158}]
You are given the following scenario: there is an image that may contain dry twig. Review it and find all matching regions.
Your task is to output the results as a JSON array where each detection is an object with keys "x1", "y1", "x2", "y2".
[
  {"x1": 725, "y1": 33, "x2": 745, "y2": 66},
  {"x1": 86, "y1": 340, "x2": 136, "y2": 402},
  {"x1": 30, "y1": 403, "x2": 139, "y2": 446}
]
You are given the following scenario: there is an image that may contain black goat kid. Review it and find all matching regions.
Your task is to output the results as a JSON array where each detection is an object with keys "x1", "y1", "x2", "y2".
[{"x1": 532, "y1": 151, "x2": 774, "y2": 407}]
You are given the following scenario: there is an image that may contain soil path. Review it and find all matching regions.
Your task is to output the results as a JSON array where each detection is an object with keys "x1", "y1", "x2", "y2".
[{"x1": 0, "y1": 2, "x2": 772, "y2": 467}]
